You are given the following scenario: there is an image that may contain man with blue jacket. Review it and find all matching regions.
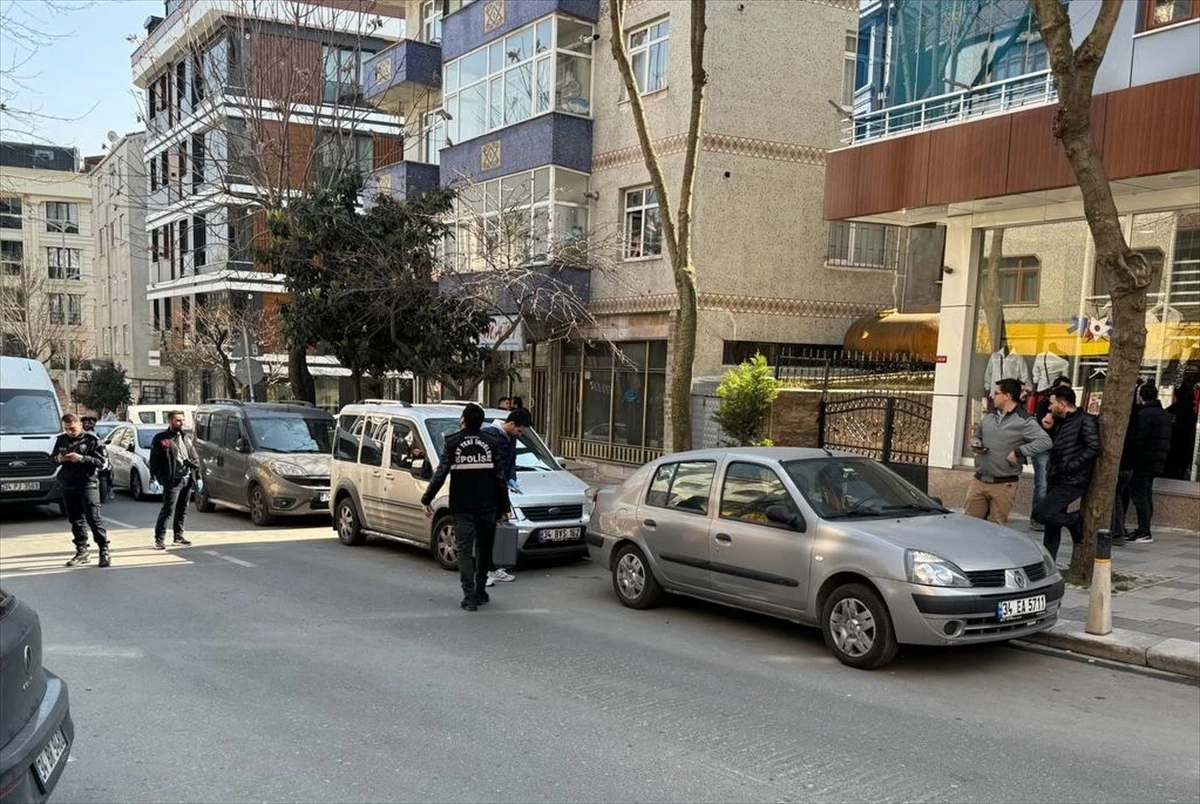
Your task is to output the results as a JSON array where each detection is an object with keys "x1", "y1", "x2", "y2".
[{"x1": 485, "y1": 407, "x2": 532, "y2": 585}]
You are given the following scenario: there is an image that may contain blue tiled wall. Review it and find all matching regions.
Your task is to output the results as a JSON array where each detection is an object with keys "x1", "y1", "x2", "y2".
[
  {"x1": 362, "y1": 39, "x2": 443, "y2": 100},
  {"x1": 439, "y1": 114, "x2": 592, "y2": 186},
  {"x1": 364, "y1": 160, "x2": 442, "y2": 204},
  {"x1": 442, "y1": 0, "x2": 600, "y2": 62}
]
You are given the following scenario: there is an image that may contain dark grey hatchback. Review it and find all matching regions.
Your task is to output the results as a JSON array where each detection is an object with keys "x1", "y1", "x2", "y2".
[{"x1": 0, "y1": 589, "x2": 73, "y2": 803}]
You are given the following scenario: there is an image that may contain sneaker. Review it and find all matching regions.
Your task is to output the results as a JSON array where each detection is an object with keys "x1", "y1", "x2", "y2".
[
  {"x1": 460, "y1": 596, "x2": 478, "y2": 612},
  {"x1": 1129, "y1": 532, "x2": 1154, "y2": 543},
  {"x1": 98, "y1": 550, "x2": 111, "y2": 568},
  {"x1": 1029, "y1": 521, "x2": 1044, "y2": 532},
  {"x1": 64, "y1": 549, "x2": 90, "y2": 567},
  {"x1": 153, "y1": 541, "x2": 166, "y2": 551},
  {"x1": 485, "y1": 576, "x2": 495, "y2": 587},
  {"x1": 488, "y1": 568, "x2": 515, "y2": 582},
  {"x1": 172, "y1": 536, "x2": 192, "y2": 546}
]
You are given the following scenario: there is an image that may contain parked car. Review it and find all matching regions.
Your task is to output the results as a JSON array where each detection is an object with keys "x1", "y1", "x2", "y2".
[
  {"x1": 126, "y1": 404, "x2": 196, "y2": 429},
  {"x1": 331, "y1": 402, "x2": 590, "y2": 569},
  {"x1": 0, "y1": 357, "x2": 63, "y2": 514},
  {"x1": 587, "y1": 448, "x2": 1063, "y2": 670},
  {"x1": 0, "y1": 588, "x2": 73, "y2": 803},
  {"x1": 91, "y1": 421, "x2": 121, "y2": 441},
  {"x1": 191, "y1": 400, "x2": 335, "y2": 525},
  {"x1": 104, "y1": 424, "x2": 165, "y2": 501}
]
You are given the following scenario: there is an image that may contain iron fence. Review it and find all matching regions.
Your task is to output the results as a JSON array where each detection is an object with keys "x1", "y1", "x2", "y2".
[{"x1": 775, "y1": 348, "x2": 936, "y2": 397}]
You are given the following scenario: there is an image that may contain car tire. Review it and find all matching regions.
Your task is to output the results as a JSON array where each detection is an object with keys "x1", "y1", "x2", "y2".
[
  {"x1": 194, "y1": 484, "x2": 216, "y2": 513},
  {"x1": 431, "y1": 514, "x2": 458, "y2": 571},
  {"x1": 820, "y1": 582, "x2": 899, "y2": 670},
  {"x1": 336, "y1": 497, "x2": 366, "y2": 546},
  {"x1": 611, "y1": 543, "x2": 663, "y2": 610},
  {"x1": 130, "y1": 471, "x2": 145, "y2": 502},
  {"x1": 248, "y1": 483, "x2": 276, "y2": 527}
]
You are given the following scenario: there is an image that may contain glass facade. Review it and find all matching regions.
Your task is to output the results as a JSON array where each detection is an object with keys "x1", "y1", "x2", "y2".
[
  {"x1": 561, "y1": 341, "x2": 667, "y2": 452},
  {"x1": 964, "y1": 209, "x2": 1200, "y2": 482}
]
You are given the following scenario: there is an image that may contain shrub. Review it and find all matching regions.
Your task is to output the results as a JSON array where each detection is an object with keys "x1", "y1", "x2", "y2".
[{"x1": 712, "y1": 353, "x2": 782, "y2": 447}]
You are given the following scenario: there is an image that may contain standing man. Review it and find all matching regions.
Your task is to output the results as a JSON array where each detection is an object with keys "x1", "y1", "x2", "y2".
[
  {"x1": 1034, "y1": 386, "x2": 1100, "y2": 561},
  {"x1": 149, "y1": 410, "x2": 196, "y2": 550},
  {"x1": 484, "y1": 408, "x2": 533, "y2": 585},
  {"x1": 53, "y1": 413, "x2": 111, "y2": 568},
  {"x1": 496, "y1": 397, "x2": 513, "y2": 411},
  {"x1": 1029, "y1": 375, "x2": 1072, "y2": 531},
  {"x1": 1123, "y1": 384, "x2": 1174, "y2": 544},
  {"x1": 421, "y1": 403, "x2": 511, "y2": 611},
  {"x1": 966, "y1": 378, "x2": 1053, "y2": 525}
]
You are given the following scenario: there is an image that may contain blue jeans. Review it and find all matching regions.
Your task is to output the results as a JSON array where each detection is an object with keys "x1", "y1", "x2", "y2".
[{"x1": 1030, "y1": 451, "x2": 1050, "y2": 522}]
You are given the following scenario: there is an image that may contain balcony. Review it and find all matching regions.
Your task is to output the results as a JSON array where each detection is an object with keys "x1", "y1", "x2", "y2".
[
  {"x1": 438, "y1": 265, "x2": 590, "y2": 315},
  {"x1": 363, "y1": 39, "x2": 443, "y2": 109},
  {"x1": 440, "y1": 113, "x2": 591, "y2": 185},
  {"x1": 442, "y1": 0, "x2": 600, "y2": 62},
  {"x1": 363, "y1": 160, "x2": 441, "y2": 204}
]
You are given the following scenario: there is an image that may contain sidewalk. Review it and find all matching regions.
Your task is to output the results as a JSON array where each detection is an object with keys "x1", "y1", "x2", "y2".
[{"x1": 1006, "y1": 514, "x2": 1200, "y2": 678}]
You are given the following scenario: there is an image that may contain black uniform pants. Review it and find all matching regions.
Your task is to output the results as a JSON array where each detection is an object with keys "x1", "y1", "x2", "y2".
[
  {"x1": 453, "y1": 513, "x2": 496, "y2": 599},
  {"x1": 64, "y1": 487, "x2": 108, "y2": 550}
]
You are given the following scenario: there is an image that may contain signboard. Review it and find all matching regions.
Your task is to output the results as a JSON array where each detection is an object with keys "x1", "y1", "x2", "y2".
[
  {"x1": 235, "y1": 357, "x2": 265, "y2": 386},
  {"x1": 480, "y1": 315, "x2": 526, "y2": 353}
]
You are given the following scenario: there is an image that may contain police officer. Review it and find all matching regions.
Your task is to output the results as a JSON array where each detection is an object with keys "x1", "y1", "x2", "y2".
[
  {"x1": 53, "y1": 413, "x2": 111, "y2": 567},
  {"x1": 420, "y1": 403, "x2": 511, "y2": 611}
]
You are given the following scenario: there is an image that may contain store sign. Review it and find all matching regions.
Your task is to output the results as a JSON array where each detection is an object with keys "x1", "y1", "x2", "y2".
[{"x1": 480, "y1": 315, "x2": 525, "y2": 352}]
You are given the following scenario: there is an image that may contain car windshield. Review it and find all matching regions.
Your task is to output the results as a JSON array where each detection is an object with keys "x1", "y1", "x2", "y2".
[
  {"x1": 425, "y1": 417, "x2": 560, "y2": 472},
  {"x1": 137, "y1": 430, "x2": 158, "y2": 450},
  {"x1": 94, "y1": 422, "x2": 120, "y2": 438},
  {"x1": 0, "y1": 388, "x2": 59, "y2": 435},
  {"x1": 247, "y1": 415, "x2": 335, "y2": 453},
  {"x1": 782, "y1": 457, "x2": 946, "y2": 520}
]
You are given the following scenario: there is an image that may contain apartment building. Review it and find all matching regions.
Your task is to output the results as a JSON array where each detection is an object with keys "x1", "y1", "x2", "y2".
[
  {"x1": 828, "y1": 0, "x2": 1200, "y2": 525},
  {"x1": 0, "y1": 142, "x2": 97, "y2": 397},
  {"x1": 363, "y1": 0, "x2": 905, "y2": 468},
  {"x1": 89, "y1": 132, "x2": 175, "y2": 404},
  {"x1": 129, "y1": 0, "x2": 406, "y2": 405}
]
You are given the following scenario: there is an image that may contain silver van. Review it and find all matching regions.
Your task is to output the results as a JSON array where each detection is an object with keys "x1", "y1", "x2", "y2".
[{"x1": 331, "y1": 402, "x2": 590, "y2": 569}]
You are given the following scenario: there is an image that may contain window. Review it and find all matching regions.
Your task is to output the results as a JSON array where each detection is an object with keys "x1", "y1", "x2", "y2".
[
  {"x1": 1143, "y1": 0, "x2": 1200, "y2": 31},
  {"x1": 1, "y1": 290, "x2": 25, "y2": 323},
  {"x1": 0, "y1": 240, "x2": 22, "y2": 275},
  {"x1": 316, "y1": 131, "x2": 374, "y2": 185},
  {"x1": 221, "y1": 416, "x2": 243, "y2": 450},
  {"x1": 422, "y1": 110, "x2": 446, "y2": 165},
  {"x1": 628, "y1": 18, "x2": 669, "y2": 94},
  {"x1": 719, "y1": 462, "x2": 796, "y2": 526},
  {"x1": 46, "y1": 247, "x2": 81, "y2": 280},
  {"x1": 645, "y1": 460, "x2": 716, "y2": 514},
  {"x1": 624, "y1": 187, "x2": 662, "y2": 259},
  {"x1": 1168, "y1": 222, "x2": 1200, "y2": 321},
  {"x1": 67, "y1": 294, "x2": 83, "y2": 325},
  {"x1": 322, "y1": 45, "x2": 375, "y2": 104},
  {"x1": 334, "y1": 414, "x2": 363, "y2": 461},
  {"x1": 103, "y1": 328, "x2": 112, "y2": 356},
  {"x1": 193, "y1": 213, "x2": 207, "y2": 267},
  {"x1": 389, "y1": 419, "x2": 427, "y2": 470},
  {"x1": 842, "y1": 30, "x2": 857, "y2": 107},
  {"x1": 998, "y1": 255, "x2": 1040, "y2": 305},
  {"x1": 359, "y1": 416, "x2": 386, "y2": 467},
  {"x1": 45, "y1": 202, "x2": 79, "y2": 234},
  {"x1": 123, "y1": 324, "x2": 130, "y2": 355},
  {"x1": 826, "y1": 221, "x2": 899, "y2": 269},
  {"x1": 0, "y1": 198, "x2": 20, "y2": 229},
  {"x1": 194, "y1": 412, "x2": 211, "y2": 442},
  {"x1": 570, "y1": 340, "x2": 667, "y2": 453},
  {"x1": 192, "y1": 133, "x2": 205, "y2": 191},
  {"x1": 49, "y1": 293, "x2": 64, "y2": 325},
  {"x1": 422, "y1": 0, "x2": 443, "y2": 43}
]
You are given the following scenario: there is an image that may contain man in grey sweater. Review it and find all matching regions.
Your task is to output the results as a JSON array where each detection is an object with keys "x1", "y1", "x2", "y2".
[{"x1": 966, "y1": 378, "x2": 1053, "y2": 525}]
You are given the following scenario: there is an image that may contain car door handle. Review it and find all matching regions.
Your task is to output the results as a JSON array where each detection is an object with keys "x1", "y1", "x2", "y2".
[
  {"x1": 643, "y1": 519, "x2": 656, "y2": 528},
  {"x1": 371, "y1": 470, "x2": 381, "y2": 477},
  {"x1": 384, "y1": 473, "x2": 395, "y2": 480},
  {"x1": 714, "y1": 533, "x2": 732, "y2": 544}
]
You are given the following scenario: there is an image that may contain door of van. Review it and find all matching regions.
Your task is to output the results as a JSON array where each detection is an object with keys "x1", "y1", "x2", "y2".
[
  {"x1": 222, "y1": 416, "x2": 253, "y2": 505},
  {"x1": 381, "y1": 417, "x2": 431, "y2": 538}
]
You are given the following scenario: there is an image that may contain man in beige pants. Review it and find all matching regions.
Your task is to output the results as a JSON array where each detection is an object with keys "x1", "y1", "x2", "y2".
[{"x1": 966, "y1": 377, "x2": 1053, "y2": 525}]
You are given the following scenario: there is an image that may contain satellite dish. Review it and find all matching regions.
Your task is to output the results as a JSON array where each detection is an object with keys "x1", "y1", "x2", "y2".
[{"x1": 106, "y1": 130, "x2": 120, "y2": 144}]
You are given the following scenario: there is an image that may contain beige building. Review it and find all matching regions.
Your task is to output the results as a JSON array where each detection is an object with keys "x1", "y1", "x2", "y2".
[{"x1": 0, "y1": 142, "x2": 98, "y2": 397}]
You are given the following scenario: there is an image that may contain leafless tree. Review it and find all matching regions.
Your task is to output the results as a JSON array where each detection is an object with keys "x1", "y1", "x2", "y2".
[
  {"x1": 0, "y1": 256, "x2": 89, "y2": 367},
  {"x1": 158, "y1": 295, "x2": 279, "y2": 399}
]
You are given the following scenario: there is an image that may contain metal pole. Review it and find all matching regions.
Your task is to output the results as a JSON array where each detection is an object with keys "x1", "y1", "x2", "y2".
[{"x1": 241, "y1": 324, "x2": 254, "y2": 402}]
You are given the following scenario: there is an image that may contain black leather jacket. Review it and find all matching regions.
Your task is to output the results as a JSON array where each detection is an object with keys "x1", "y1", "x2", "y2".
[
  {"x1": 52, "y1": 431, "x2": 107, "y2": 491},
  {"x1": 1048, "y1": 408, "x2": 1101, "y2": 488},
  {"x1": 1132, "y1": 401, "x2": 1173, "y2": 474}
]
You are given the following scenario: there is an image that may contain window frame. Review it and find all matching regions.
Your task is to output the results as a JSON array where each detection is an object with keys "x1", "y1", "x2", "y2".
[
  {"x1": 321, "y1": 44, "x2": 377, "y2": 104},
  {"x1": 718, "y1": 461, "x2": 799, "y2": 529},
  {"x1": 627, "y1": 17, "x2": 670, "y2": 96},
  {"x1": 358, "y1": 415, "x2": 387, "y2": 467},
  {"x1": 1141, "y1": 0, "x2": 1200, "y2": 32},
  {"x1": 46, "y1": 247, "x2": 82, "y2": 281},
  {"x1": 623, "y1": 186, "x2": 662, "y2": 260},
  {"x1": 0, "y1": 239, "x2": 22, "y2": 275},
  {"x1": 826, "y1": 221, "x2": 899, "y2": 270},
  {"x1": 644, "y1": 459, "x2": 717, "y2": 516},
  {"x1": 841, "y1": 29, "x2": 858, "y2": 107},
  {"x1": 997, "y1": 254, "x2": 1041, "y2": 306},
  {"x1": 44, "y1": 202, "x2": 79, "y2": 235},
  {"x1": 0, "y1": 198, "x2": 21, "y2": 229},
  {"x1": 422, "y1": 0, "x2": 444, "y2": 43}
]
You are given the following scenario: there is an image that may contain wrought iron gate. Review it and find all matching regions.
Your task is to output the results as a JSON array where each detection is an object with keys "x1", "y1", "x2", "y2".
[{"x1": 819, "y1": 396, "x2": 932, "y2": 491}]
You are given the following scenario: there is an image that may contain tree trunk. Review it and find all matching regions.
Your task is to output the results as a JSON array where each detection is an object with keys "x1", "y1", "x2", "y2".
[
  {"x1": 670, "y1": 259, "x2": 699, "y2": 452},
  {"x1": 288, "y1": 343, "x2": 316, "y2": 403},
  {"x1": 351, "y1": 367, "x2": 364, "y2": 401},
  {"x1": 979, "y1": 228, "x2": 1007, "y2": 354}
]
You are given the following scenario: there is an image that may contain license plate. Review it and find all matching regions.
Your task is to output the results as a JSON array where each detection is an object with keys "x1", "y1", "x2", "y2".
[
  {"x1": 33, "y1": 727, "x2": 68, "y2": 788},
  {"x1": 540, "y1": 527, "x2": 583, "y2": 543},
  {"x1": 0, "y1": 481, "x2": 40, "y2": 492},
  {"x1": 318, "y1": 491, "x2": 330, "y2": 503},
  {"x1": 997, "y1": 594, "x2": 1047, "y2": 621}
]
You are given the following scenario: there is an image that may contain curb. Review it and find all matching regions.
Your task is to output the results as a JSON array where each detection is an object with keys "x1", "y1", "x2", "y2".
[{"x1": 1020, "y1": 619, "x2": 1200, "y2": 678}]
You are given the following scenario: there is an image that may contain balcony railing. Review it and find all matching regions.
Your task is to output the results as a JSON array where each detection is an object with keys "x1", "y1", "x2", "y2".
[{"x1": 846, "y1": 70, "x2": 1057, "y2": 145}]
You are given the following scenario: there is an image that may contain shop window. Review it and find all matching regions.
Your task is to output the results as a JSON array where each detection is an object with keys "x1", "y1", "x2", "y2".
[{"x1": 567, "y1": 340, "x2": 667, "y2": 453}]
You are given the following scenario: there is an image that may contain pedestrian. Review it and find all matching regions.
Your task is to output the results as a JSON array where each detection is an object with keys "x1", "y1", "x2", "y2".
[
  {"x1": 1029, "y1": 375, "x2": 1072, "y2": 531},
  {"x1": 1111, "y1": 390, "x2": 1141, "y2": 544},
  {"x1": 53, "y1": 413, "x2": 111, "y2": 568},
  {"x1": 511, "y1": 396, "x2": 525, "y2": 410},
  {"x1": 496, "y1": 397, "x2": 513, "y2": 411},
  {"x1": 484, "y1": 407, "x2": 533, "y2": 586},
  {"x1": 1034, "y1": 385, "x2": 1100, "y2": 561},
  {"x1": 149, "y1": 410, "x2": 197, "y2": 550},
  {"x1": 420, "y1": 403, "x2": 511, "y2": 611},
  {"x1": 966, "y1": 378, "x2": 1053, "y2": 525},
  {"x1": 1164, "y1": 384, "x2": 1197, "y2": 481},
  {"x1": 1122, "y1": 383, "x2": 1173, "y2": 544}
]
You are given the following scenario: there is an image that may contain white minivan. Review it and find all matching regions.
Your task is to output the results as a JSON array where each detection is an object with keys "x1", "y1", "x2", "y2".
[
  {"x1": 331, "y1": 402, "x2": 591, "y2": 569},
  {"x1": 0, "y1": 356, "x2": 64, "y2": 510},
  {"x1": 126, "y1": 404, "x2": 196, "y2": 428}
]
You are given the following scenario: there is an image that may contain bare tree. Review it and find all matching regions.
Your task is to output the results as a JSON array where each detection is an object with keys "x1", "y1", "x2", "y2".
[
  {"x1": 0, "y1": 258, "x2": 87, "y2": 365},
  {"x1": 158, "y1": 295, "x2": 275, "y2": 399},
  {"x1": 1029, "y1": 0, "x2": 1149, "y2": 584},
  {"x1": 607, "y1": 0, "x2": 707, "y2": 452}
]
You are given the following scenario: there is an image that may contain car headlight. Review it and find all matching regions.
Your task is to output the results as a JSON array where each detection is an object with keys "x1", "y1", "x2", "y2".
[
  {"x1": 510, "y1": 508, "x2": 524, "y2": 522},
  {"x1": 267, "y1": 460, "x2": 306, "y2": 476},
  {"x1": 1041, "y1": 547, "x2": 1058, "y2": 577},
  {"x1": 905, "y1": 549, "x2": 971, "y2": 587}
]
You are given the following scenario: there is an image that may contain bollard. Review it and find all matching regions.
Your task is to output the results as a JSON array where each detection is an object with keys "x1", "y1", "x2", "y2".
[{"x1": 1086, "y1": 528, "x2": 1113, "y2": 636}]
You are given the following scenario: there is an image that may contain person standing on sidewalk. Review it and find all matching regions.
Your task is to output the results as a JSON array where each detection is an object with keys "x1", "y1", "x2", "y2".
[
  {"x1": 966, "y1": 378, "x2": 1053, "y2": 525},
  {"x1": 1123, "y1": 383, "x2": 1174, "y2": 544},
  {"x1": 1029, "y1": 375, "x2": 1072, "y2": 532},
  {"x1": 1034, "y1": 386, "x2": 1100, "y2": 561},
  {"x1": 53, "y1": 413, "x2": 111, "y2": 568},
  {"x1": 149, "y1": 411, "x2": 196, "y2": 550},
  {"x1": 484, "y1": 408, "x2": 533, "y2": 586},
  {"x1": 420, "y1": 403, "x2": 511, "y2": 611}
]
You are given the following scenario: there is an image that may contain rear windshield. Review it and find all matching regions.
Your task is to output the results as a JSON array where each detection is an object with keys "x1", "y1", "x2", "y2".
[
  {"x1": 425, "y1": 417, "x2": 559, "y2": 472},
  {"x1": 0, "y1": 388, "x2": 59, "y2": 435},
  {"x1": 247, "y1": 415, "x2": 334, "y2": 454},
  {"x1": 137, "y1": 430, "x2": 157, "y2": 449}
]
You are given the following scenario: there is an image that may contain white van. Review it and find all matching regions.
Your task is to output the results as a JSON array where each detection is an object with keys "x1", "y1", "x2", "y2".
[
  {"x1": 125, "y1": 404, "x2": 196, "y2": 429},
  {"x1": 0, "y1": 356, "x2": 64, "y2": 509}
]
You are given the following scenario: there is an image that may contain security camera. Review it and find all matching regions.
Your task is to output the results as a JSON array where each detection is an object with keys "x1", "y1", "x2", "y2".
[{"x1": 579, "y1": 33, "x2": 601, "y2": 44}]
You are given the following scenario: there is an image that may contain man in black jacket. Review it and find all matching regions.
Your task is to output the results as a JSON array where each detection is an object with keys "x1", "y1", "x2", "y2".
[
  {"x1": 1029, "y1": 375, "x2": 1072, "y2": 531},
  {"x1": 149, "y1": 411, "x2": 197, "y2": 549},
  {"x1": 1034, "y1": 386, "x2": 1101, "y2": 561},
  {"x1": 1123, "y1": 384, "x2": 1174, "y2": 544},
  {"x1": 420, "y1": 403, "x2": 511, "y2": 611},
  {"x1": 53, "y1": 413, "x2": 111, "y2": 567}
]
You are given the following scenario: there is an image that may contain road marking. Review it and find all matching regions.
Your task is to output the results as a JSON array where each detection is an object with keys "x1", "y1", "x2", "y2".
[
  {"x1": 203, "y1": 550, "x2": 256, "y2": 567},
  {"x1": 358, "y1": 607, "x2": 553, "y2": 621},
  {"x1": 49, "y1": 645, "x2": 144, "y2": 659},
  {"x1": 105, "y1": 517, "x2": 139, "y2": 529}
]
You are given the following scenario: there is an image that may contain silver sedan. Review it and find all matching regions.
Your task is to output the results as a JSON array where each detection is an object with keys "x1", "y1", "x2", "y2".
[{"x1": 586, "y1": 448, "x2": 1062, "y2": 670}]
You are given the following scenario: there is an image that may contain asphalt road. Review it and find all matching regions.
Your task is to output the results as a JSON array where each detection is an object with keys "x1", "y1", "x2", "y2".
[{"x1": 2, "y1": 494, "x2": 1198, "y2": 804}]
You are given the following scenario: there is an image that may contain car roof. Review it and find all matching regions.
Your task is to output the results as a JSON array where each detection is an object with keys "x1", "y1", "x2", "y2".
[
  {"x1": 654, "y1": 447, "x2": 858, "y2": 463},
  {"x1": 338, "y1": 402, "x2": 512, "y2": 421},
  {"x1": 197, "y1": 401, "x2": 332, "y2": 416}
]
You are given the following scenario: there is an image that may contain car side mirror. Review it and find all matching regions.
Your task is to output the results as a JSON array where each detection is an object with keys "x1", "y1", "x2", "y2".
[
  {"x1": 555, "y1": 456, "x2": 568, "y2": 469},
  {"x1": 766, "y1": 503, "x2": 805, "y2": 532},
  {"x1": 235, "y1": 437, "x2": 251, "y2": 454},
  {"x1": 127, "y1": 443, "x2": 136, "y2": 452}
]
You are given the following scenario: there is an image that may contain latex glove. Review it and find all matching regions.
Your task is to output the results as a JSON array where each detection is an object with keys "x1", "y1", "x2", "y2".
[{"x1": 507, "y1": 478, "x2": 522, "y2": 494}]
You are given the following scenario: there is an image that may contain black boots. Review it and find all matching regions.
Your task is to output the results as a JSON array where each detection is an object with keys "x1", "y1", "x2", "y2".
[
  {"x1": 64, "y1": 548, "x2": 90, "y2": 567},
  {"x1": 98, "y1": 549, "x2": 111, "y2": 568}
]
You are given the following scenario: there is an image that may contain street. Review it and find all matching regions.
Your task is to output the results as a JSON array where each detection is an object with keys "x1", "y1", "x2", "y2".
[{"x1": 1, "y1": 495, "x2": 1198, "y2": 804}]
